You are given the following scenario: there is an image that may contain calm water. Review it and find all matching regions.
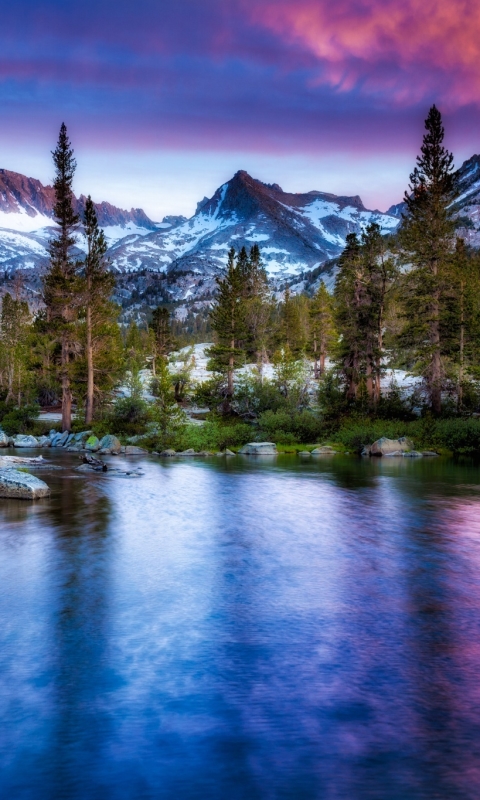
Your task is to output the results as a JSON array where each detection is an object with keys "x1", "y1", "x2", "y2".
[{"x1": 1, "y1": 452, "x2": 480, "y2": 799}]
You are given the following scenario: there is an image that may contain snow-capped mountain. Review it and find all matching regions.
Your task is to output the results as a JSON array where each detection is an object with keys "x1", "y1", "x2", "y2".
[
  {"x1": 109, "y1": 170, "x2": 400, "y2": 279},
  {"x1": 0, "y1": 168, "x2": 160, "y2": 273}
]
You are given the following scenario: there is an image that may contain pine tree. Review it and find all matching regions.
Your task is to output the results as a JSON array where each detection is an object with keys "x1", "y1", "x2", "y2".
[
  {"x1": 207, "y1": 247, "x2": 247, "y2": 412},
  {"x1": 43, "y1": 123, "x2": 81, "y2": 431},
  {"x1": 243, "y1": 245, "x2": 272, "y2": 371},
  {"x1": 278, "y1": 287, "x2": 308, "y2": 356},
  {"x1": 151, "y1": 356, "x2": 186, "y2": 445},
  {"x1": 81, "y1": 196, "x2": 118, "y2": 424},
  {"x1": 334, "y1": 233, "x2": 363, "y2": 401},
  {"x1": 309, "y1": 281, "x2": 336, "y2": 377},
  {"x1": 0, "y1": 293, "x2": 32, "y2": 404},
  {"x1": 399, "y1": 105, "x2": 457, "y2": 414},
  {"x1": 149, "y1": 306, "x2": 175, "y2": 375}
]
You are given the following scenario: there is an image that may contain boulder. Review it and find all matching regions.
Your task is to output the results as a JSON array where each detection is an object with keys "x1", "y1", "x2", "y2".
[
  {"x1": 124, "y1": 445, "x2": 148, "y2": 455},
  {"x1": 159, "y1": 449, "x2": 176, "y2": 457},
  {"x1": 64, "y1": 433, "x2": 75, "y2": 447},
  {"x1": 75, "y1": 431, "x2": 92, "y2": 442},
  {"x1": 238, "y1": 442, "x2": 277, "y2": 455},
  {"x1": 0, "y1": 430, "x2": 9, "y2": 448},
  {"x1": 13, "y1": 435, "x2": 39, "y2": 448},
  {"x1": 370, "y1": 437, "x2": 414, "y2": 457},
  {"x1": 0, "y1": 468, "x2": 50, "y2": 499},
  {"x1": 38, "y1": 435, "x2": 51, "y2": 447},
  {"x1": 403, "y1": 450, "x2": 423, "y2": 458},
  {"x1": 299, "y1": 451, "x2": 311, "y2": 456},
  {"x1": 178, "y1": 449, "x2": 196, "y2": 456},
  {"x1": 422, "y1": 451, "x2": 439, "y2": 457},
  {"x1": 85, "y1": 435, "x2": 100, "y2": 452},
  {"x1": 197, "y1": 451, "x2": 213, "y2": 457},
  {"x1": 98, "y1": 435, "x2": 122, "y2": 455},
  {"x1": 311, "y1": 446, "x2": 337, "y2": 455},
  {"x1": 52, "y1": 431, "x2": 69, "y2": 448}
]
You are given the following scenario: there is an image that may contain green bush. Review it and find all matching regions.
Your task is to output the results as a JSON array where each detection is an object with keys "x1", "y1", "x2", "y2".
[{"x1": 0, "y1": 405, "x2": 40, "y2": 436}]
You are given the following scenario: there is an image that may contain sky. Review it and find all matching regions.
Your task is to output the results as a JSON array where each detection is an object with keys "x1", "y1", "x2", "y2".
[{"x1": 2, "y1": 0, "x2": 480, "y2": 220}]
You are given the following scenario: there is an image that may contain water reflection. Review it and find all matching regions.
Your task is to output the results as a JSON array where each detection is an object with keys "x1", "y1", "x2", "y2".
[{"x1": 0, "y1": 454, "x2": 480, "y2": 798}]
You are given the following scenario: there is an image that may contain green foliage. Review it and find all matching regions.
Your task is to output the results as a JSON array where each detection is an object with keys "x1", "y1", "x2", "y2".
[
  {"x1": 258, "y1": 409, "x2": 324, "y2": 444},
  {"x1": 104, "y1": 395, "x2": 151, "y2": 436},
  {"x1": 0, "y1": 404, "x2": 39, "y2": 436}
]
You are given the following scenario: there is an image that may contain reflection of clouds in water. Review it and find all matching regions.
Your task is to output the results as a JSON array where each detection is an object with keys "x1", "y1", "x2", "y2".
[{"x1": 2, "y1": 457, "x2": 480, "y2": 797}]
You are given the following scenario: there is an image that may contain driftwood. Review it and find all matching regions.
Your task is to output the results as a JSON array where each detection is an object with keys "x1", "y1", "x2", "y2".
[{"x1": 80, "y1": 454, "x2": 108, "y2": 472}]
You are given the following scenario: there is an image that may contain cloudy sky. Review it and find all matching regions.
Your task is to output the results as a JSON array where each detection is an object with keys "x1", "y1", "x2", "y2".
[{"x1": 1, "y1": 0, "x2": 478, "y2": 219}]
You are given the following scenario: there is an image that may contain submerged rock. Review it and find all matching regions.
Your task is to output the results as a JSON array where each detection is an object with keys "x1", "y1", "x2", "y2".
[
  {"x1": 238, "y1": 442, "x2": 277, "y2": 455},
  {"x1": 124, "y1": 445, "x2": 148, "y2": 455},
  {"x1": 0, "y1": 468, "x2": 50, "y2": 499},
  {"x1": 311, "y1": 446, "x2": 337, "y2": 455}
]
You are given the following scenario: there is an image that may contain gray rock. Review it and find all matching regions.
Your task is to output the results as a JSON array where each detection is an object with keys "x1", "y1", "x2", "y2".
[
  {"x1": 0, "y1": 430, "x2": 9, "y2": 448},
  {"x1": 49, "y1": 429, "x2": 57, "y2": 438},
  {"x1": 0, "y1": 468, "x2": 50, "y2": 499},
  {"x1": 197, "y1": 451, "x2": 213, "y2": 456},
  {"x1": 37, "y1": 435, "x2": 51, "y2": 447},
  {"x1": 298, "y1": 451, "x2": 311, "y2": 455},
  {"x1": 13, "y1": 435, "x2": 39, "y2": 448},
  {"x1": 403, "y1": 450, "x2": 423, "y2": 458},
  {"x1": 311, "y1": 446, "x2": 337, "y2": 455},
  {"x1": 124, "y1": 445, "x2": 148, "y2": 455},
  {"x1": 238, "y1": 442, "x2": 277, "y2": 455},
  {"x1": 361, "y1": 446, "x2": 371, "y2": 456},
  {"x1": 52, "y1": 431, "x2": 69, "y2": 448},
  {"x1": 85, "y1": 435, "x2": 100, "y2": 452},
  {"x1": 75, "y1": 430, "x2": 93, "y2": 442},
  {"x1": 178, "y1": 449, "x2": 196, "y2": 456},
  {"x1": 370, "y1": 437, "x2": 414, "y2": 457},
  {"x1": 64, "y1": 433, "x2": 75, "y2": 447},
  {"x1": 159, "y1": 449, "x2": 176, "y2": 457},
  {"x1": 66, "y1": 442, "x2": 83, "y2": 452},
  {"x1": 422, "y1": 451, "x2": 439, "y2": 457},
  {"x1": 383, "y1": 450, "x2": 405, "y2": 457},
  {"x1": 98, "y1": 435, "x2": 122, "y2": 455}
]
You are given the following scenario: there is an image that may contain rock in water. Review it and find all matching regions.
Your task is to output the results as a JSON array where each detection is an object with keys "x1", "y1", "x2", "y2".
[
  {"x1": 125, "y1": 445, "x2": 148, "y2": 455},
  {"x1": 13, "y1": 435, "x2": 39, "y2": 448},
  {"x1": 0, "y1": 430, "x2": 9, "y2": 447},
  {"x1": 85, "y1": 435, "x2": 101, "y2": 452},
  {"x1": 370, "y1": 437, "x2": 413, "y2": 456},
  {"x1": 98, "y1": 435, "x2": 122, "y2": 455},
  {"x1": 0, "y1": 469, "x2": 50, "y2": 499},
  {"x1": 311, "y1": 446, "x2": 337, "y2": 455},
  {"x1": 238, "y1": 442, "x2": 277, "y2": 455}
]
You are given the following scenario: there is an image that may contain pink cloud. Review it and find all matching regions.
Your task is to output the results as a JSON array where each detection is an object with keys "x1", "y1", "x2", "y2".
[{"x1": 248, "y1": 0, "x2": 480, "y2": 107}]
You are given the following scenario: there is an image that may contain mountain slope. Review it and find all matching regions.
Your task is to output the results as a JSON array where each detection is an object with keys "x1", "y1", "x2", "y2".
[{"x1": 109, "y1": 170, "x2": 400, "y2": 281}]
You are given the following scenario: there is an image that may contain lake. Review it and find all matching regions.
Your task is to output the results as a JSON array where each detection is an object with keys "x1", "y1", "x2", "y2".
[{"x1": 1, "y1": 452, "x2": 480, "y2": 799}]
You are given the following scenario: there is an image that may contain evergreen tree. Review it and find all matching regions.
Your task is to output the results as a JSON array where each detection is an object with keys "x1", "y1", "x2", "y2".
[
  {"x1": 243, "y1": 245, "x2": 272, "y2": 371},
  {"x1": 334, "y1": 233, "x2": 363, "y2": 401},
  {"x1": 149, "y1": 306, "x2": 175, "y2": 375},
  {"x1": 309, "y1": 281, "x2": 336, "y2": 377},
  {"x1": 207, "y1": 247, "x2": 247, "y2": 412},
  {"x1": 0, "y1": 293, "x2": 32, "y2": 404},
  {"x1": 81, "y1": 196, "x2": 119, "y2": 424},
  {"x1": 278, "y1": 287, "x2": 308, "y2": 356},
  {"x1": 151, "y1": 357, "x2": 186, "y2": 444},
  {"x1": 43, "y1": 123, "x2": 81, "y2": 431},
  {"x1": 399, "y1": 105, "x2": 457, "y2": 414}
]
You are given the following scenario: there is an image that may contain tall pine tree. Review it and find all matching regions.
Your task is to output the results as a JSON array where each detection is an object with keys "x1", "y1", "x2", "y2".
[
  {"x1": 207, "y1": 247, "x2": 247, "y2": 412},
  {"x1": 82, "y1": 196, "x2": 118, "y2": 424},
  {"x1": 43, "y1": 123, "x2": 80, "y2": 431},
  {"x1": 399, "y1": 105, "x2": 457, "y2": 415}
]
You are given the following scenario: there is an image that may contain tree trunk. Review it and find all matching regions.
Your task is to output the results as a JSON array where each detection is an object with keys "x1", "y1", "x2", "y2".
[
  {"x1": 61, "y1": 333, "x2": 72, "y2": 432},
  {"x1": 313, "y1": 333, "x2": 319, "y2": 378},
  {"x1": 85, "y1": 302, "x2": 94, "y2": 425},
  {"x1": 430, "y1": 278, "x2": 442, "y2": 415},
  {"x1": 458, "y1": 280, "x2": 465, "y2": 411}
]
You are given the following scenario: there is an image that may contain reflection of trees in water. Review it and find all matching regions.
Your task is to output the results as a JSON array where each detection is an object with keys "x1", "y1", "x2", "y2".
[
  {"x1": 46, "y1": 474, "x2": 115, "y2": 797},
  {"x1": 403, "y1": 515, "x2": 480, "y2": 798}
]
